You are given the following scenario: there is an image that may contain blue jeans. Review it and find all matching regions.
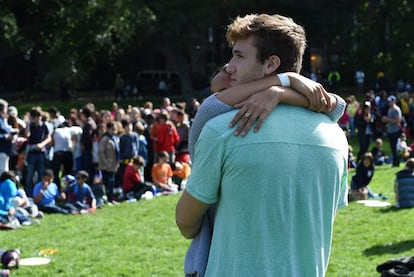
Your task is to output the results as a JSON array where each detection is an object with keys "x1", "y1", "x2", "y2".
[{"x1": 25, "y1": 151, "x2": 46, "y2": 197}]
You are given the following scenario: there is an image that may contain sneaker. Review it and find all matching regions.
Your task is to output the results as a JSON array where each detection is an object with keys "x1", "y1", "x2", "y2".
[{"x1": 35, "y1": 212, "x2": 44, "y2": 219}]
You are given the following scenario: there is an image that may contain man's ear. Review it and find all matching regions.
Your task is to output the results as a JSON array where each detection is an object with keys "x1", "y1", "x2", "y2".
[{"x1": 265, "y1": 55, "x2": 281, "y2": 75}]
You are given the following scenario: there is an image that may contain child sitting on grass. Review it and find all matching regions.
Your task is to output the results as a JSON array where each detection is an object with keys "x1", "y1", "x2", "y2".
[{"x1": 151, "y1": 151, "x2": 178, "y2": 193}]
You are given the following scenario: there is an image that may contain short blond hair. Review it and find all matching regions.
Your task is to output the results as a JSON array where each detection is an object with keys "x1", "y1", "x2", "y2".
[{"x1": 226, "y1": 13, "x2": 307, "y2": 73}]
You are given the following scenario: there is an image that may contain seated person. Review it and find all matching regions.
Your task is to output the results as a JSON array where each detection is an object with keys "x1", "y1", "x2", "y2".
[
  {"x1": 0, "y1": 171, "x2": 33, "y2": 227},
  {"x1": 397, "y1": 133, "x2": 411, "y2": 161},
  {"x1": 33, "y1": 169, "x2": 74, "y2": 214},
  {"x1": 151, "y1": 151, "x2": 178, "y2": 192},
  {"x1": 350, "y1": 152, "x2": 385, "y2": 199},
  {"x1": 65, "y1": 170, "x2": 97, "y2": 213},
  {"x1": 122, "y1": 156, "x2": 152, "y2": 199},
  {"x1": 13, "y1": 188, "x2": 43, "y2": 219},
  {"x1": 370, "y1": 138, "x2": 389, "y2": 165},
  {"x1": 171, "y1": 161, "x2": 191, "y2": 190},
  {"x1": 395, "y1": 158, "x2": 414, "y2": 208}
]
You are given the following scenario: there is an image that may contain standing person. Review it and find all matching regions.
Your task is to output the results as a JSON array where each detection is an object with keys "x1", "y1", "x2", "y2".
[
  {"x1": 98, "y1": 122, "x2": 120, "y2": 204},
  {"x1": 155, "y1": 111, "x2": 180, "y2": 163},
  {"x1": 0, "y1": 99, "x2": 17, "y2": 175},
  {"x1": 48, "y1": 106, "x2": 65, "y2": 129},
  {"x1": 25, "y1": 108, "x2": 52, "y2": 197},
  {"x1": 80, "y1": 106, "x2": 97, "y2": 184},
  {"x1": 346, "y1": 95, "x2": 360, "y2": 137},
  {"x1": 174, "y1": 109, "x2": 190, "y2": 164},
  {"x1": 118, "y1": 119, "x2": 140, "y2": 186},
  {"x1": 354, "y1": 101, "x2": 375, "y2": 161},
  {"x1": 50, "y1": 122, "x2": 76, "y2": 190},
  {"x1": 176, "y1": 13, "x2": 348, "y2": 277},
  {"x1": 382, "y1": 95, "x2": 403, "y2": 167}
]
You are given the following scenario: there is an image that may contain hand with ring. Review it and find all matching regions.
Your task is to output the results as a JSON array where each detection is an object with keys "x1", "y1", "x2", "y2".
[{"x1": 229, "y1": 86, "x2": 282, "y2": 136}]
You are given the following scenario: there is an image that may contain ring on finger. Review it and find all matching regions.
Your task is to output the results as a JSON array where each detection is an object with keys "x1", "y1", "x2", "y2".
[
  {"x1": 244, "y1": 112, "x2": 251, "y2": 118},
  {"x1": 320, "y1": 97, "x2": 327, "y2": 105}
]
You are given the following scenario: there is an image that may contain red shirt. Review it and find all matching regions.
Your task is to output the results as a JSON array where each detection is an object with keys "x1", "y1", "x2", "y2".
[
  {"x1": 122, "y1": 163, "x2": 142, "y2": 192},
  {"x1": 156, "y1": 121, "x2": 180, "y2": 152}
]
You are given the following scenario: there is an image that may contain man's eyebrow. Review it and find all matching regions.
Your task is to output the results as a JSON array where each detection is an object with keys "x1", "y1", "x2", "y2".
[{"x1": 232, "y1": 49, "x2": 243, "y2": 55}]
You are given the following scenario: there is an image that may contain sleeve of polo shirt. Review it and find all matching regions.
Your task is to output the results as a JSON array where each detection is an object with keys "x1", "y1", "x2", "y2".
[{"x1": 186, "y1": 124, "x2": 225, "y2": 204}]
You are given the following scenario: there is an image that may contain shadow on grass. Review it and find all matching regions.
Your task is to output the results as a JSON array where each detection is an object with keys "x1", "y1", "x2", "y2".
[
  {"x1": 376, "y1": 206, "x2": 399, "y2": 213},
  {"x1": 375, "y1": 206, "x2": 414, "y2": 214},
  {"x1": 364, "y1": 240, "x2": 414, "y2": 256}
]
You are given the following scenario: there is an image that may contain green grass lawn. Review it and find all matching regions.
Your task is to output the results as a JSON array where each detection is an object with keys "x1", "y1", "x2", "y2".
[
  {"x1": 3, "y1": 97, "x2": 414, "y2": 276},
  {"x1": 0, "y1": 194, "x2": 189, "y2": 276},
  {"x1": 1, "y1": 161, "x2": 411, "y2": 276}
]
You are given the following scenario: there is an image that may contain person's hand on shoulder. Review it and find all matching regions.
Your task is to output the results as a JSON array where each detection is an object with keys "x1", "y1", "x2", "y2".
[
  {"x1": 230, "y1": 86, "x2": 282, "y2": 136},
  {"x1": 287, "y1": 72, "x2": 333, "y2": 113}
]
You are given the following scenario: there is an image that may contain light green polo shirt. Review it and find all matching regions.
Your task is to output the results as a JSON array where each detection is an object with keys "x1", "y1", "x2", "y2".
[{"x1": 186, "y1": 105, "x2": 348, "y2": 277}]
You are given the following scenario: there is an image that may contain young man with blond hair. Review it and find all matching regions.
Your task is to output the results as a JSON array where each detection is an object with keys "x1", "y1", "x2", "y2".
[{"x1": 176, "y1": 13, "x2": 348, "y2": 276}]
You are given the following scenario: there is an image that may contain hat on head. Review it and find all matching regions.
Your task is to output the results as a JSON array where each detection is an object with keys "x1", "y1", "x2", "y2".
[
  {"x1": 7, "y1": 106, "x2": 17, "y2": 117},
  {"x1": 388, "y1": 95, "x2": 397, "y2": 102},
  {"x1": 364, "y1": 101, "x2": 371, "y2": 107},
  {"x1": 65, "y1": 175, "x2": 75, "y2": 183}
]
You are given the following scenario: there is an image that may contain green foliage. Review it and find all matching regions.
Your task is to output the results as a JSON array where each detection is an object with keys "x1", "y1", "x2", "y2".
[{"x1": 1, "y1": 0, "x2": 155, "y2": 89}]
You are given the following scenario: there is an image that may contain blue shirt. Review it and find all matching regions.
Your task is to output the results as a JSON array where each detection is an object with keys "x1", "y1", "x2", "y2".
[
  {"x1": 33, "y1": 181, "x2": 59, "y2": 206},
  {"x1": 65, "y1": 183, "x2": 95, "y2": 205},
  {"x1": 0, "y1": 179, "x2": 17, "y2": 216},
  {"x1": 119, "y1": 132, "x2": 139, "y2": 160}
]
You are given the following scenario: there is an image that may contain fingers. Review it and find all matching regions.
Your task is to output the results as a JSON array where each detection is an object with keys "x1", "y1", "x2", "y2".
[
  {"x1": 253, "y1": 113, "x2": 269, "y2": 133},
  {"x1": 229, "y1": 106, "x2": 248, "y2": 128},
  {"x1": 307, "y1": 84, "x2": 330, "y2": 112},
  {"x1": 234, "y1": 112, "x2": 259, "y2": 136}
]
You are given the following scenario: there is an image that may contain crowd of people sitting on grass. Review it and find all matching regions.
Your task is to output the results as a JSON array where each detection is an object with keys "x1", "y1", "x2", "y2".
[{"x1": 0, "y1": 96, "x2": 194, "y2": 228}]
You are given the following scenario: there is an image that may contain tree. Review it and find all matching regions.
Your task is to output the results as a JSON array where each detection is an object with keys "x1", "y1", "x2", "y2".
[{"x1": 0, "y1": 0, "x2": 155, "y2": 90}]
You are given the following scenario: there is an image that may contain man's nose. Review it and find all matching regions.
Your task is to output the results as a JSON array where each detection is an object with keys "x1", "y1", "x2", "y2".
[{"x1": 225, "y1": 64, "x2": 235, "y2": 73}]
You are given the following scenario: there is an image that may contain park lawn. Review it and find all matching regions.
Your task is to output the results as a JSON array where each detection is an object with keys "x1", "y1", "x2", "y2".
[
  {"x1": 4, "y1": 96, "x2": 413, "y2": 276},
  {"x1": 0, "y1": 162, "x2": 410, "y2": 277},
  {"x1": 0, "y1": 194, "x2": 189, "y2": 277}
]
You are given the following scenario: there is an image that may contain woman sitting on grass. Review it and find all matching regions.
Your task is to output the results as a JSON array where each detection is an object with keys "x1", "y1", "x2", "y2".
[{"x1": 350, "y1": 152, "x2": 386, "y2": 199}]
